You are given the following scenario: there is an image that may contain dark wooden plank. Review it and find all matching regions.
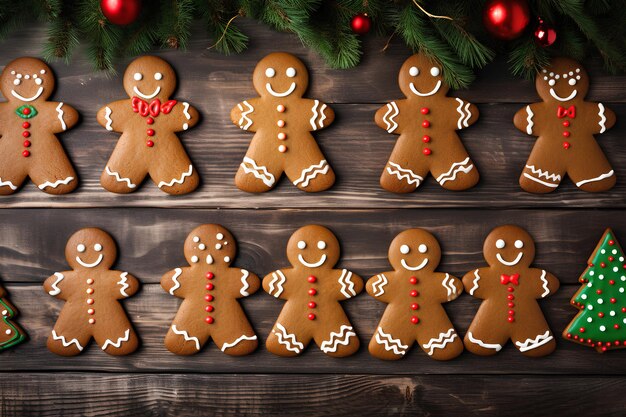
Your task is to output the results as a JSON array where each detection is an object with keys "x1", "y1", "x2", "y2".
[{"x1": 0, "y1": 373, "x2": 624, "y2": 417}]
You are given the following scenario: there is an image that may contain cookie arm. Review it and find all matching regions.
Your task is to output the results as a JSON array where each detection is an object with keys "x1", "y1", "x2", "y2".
[
  {"x1": 592, "y1": 102, "x2": 616, "y2": 134},
  {"x1": 161, "y1": 267, "x2": 188, "y2": 299},
  {"x1": 462, "y1": 268, "x2": 486, "y2": 299},
  {"x1": 434, "y1": 272, "x2": 464, "y2": 302},
  {"x1": 513, "y1": 103, "x2": 541, "y2": 136},
  {"x1": 114, "y1": 271, "x2": 139, "y2": 299},
  {"x1": 43, "y1": 271, "x2": 71, "y2": 300},
  {"x1": 230, "y1": 98, "x2": 258, "y2": 132},
  {"x1": 233, "y1": 268, "x2": 260, "y2": 298},
  {"x1": 365, "y1": 272, "x2": 394, "y2": 303},
  {"x1": 334, "y1": 269, "x2": 363, "y2": 301},
  {"x1": 374, "y1": 101, "x2": 403, "y2": 135},
  {"x1": 262, "y1": 269, "x2": 291, "y2": 300},
  {"x1": 172, "y1": 101, "x2": 199, "y2": 132},
  {"x1": 450, "y1": 98, "x2": 479, "y2": 130},
  {"x1": 97, "y1": 100, "x2": 128, "y2": 133},
  {"x1": 307, "y1": 99, "x2": 334, "y2": 132},
  {"x1": 533, "y1": 269, "x2": 560, "y2": 299},
  {"x1": 50, "y1": 102, "x2": 79, "y2": 133}
]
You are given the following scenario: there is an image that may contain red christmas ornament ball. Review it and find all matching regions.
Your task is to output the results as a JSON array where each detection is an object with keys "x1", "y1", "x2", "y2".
[
  {"x1": 350, "y1": 13, "x2": 372, "y2": 35},
  {"x1": 534, "y1": 20, "x2": 557, "y2": 47},
  {"x1": 100, "y1": 0, "x2": 142, "y2": 26},
  {"x1": 483, "y1": 0, "x2": 530, "y2": 40}
]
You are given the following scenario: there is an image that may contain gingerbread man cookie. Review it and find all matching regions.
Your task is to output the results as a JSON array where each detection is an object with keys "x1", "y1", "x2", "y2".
[
  {"x1": 231, "y1": 52, "x2": 335, "y2": 192},
  {"x1": 375, "y1": 53, "x2": 479, "y2": 193},
  {"x1": 161, "y1": 225, "x2": 260, "y2": 355},
  {"x1": 263, "y1": 225, "x2": 363, "y2": 356},
  {"x1": 43, "y1": 228, "x2": 140, "y2": 356},
  {"x1": 0, "y1": 283, "x2": 27, "y2": 351},
  {"x1": 366, "y1": 229, "x2": 464, "y2": 360},
  {"x1": 97, "y1": 56, "x2": 200, "y2": 194},
  {"x1": 462, "y1": 225, "x2": 560, "y2": 357},
  {"x1": 514, "y1": 57, "x2": 617, "y2": 193},
  {"x1": 0, "y1": 57, "x2": 79, "y2": 194}
]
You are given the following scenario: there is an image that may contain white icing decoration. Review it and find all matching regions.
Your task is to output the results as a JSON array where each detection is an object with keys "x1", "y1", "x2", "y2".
[
  {"x1": 105, "y1": 166, "x2": 136, "y2": 189},
  {"x1": 548, "y1": 80, "x2": 555, "y2": 86},
  {"x1": 191, "y1": 255, "x2": 199, "y2": 263},
  {"x1": 515, "y1": 331, "x2": 553, "y2": 352},
  {"x1": 525, "y1": 165, "x2": 562, "y2": 182},
  {"x1": 216, "y1": 233, "x2": 224, "y2": 240},
  {"x1": 0, "y1": 178, "x2": 18, "y2": 190},
  {"x1": 409, "y1": 80, "x2": 441, "y2": 97},
  {"x1": 338, "y1": 269, "x2": 356, "y2": 298},
  {"x1": 454, "y1": 98, "x2": 472, "y2": 129},
  {"x1": 206, "y1": 254, "x2": 214, "y2": 264},
  {"x1": 298, "y1": 253, "x2": 326, "y2": 268},
  {"x1": 117, "y1": 272, "x2": 130, "y2": 297},
  {"x1": 265, "y1": 67, "x2": 275, "y2": 77},
  {"x1": 104, "y1": 106, "x2": 114, "y2": 131},
  {"x1": 286, "y1": 67, "x2": 296, "y2": 77},
  {"x1": 240, "y1": 157, "x2": 275, "y2": 187},
  {"x1": 317, "y1": 241, "x2": 326, "y2": 249},
  {"x1": 76, "y1": 253, "x2": 104, "y2": 268},
  {"x1": 409, "y1": 66, "x2": 419, "y2": 76},
  {"x1": 401, "y1": 257, "x2": 428, "y2": 271},
  {"x1": 272, "y1": 323, "x2": 303, "y2": 353},
  {"x1": 221, "y1": 334, "x2": 257, "y2": 351},
  {"x1": 575, "y1": 170, "x2": 614, "y2": 187},
  {"x1": 436, "y1": 157, "x2": 473, "y2": 185},
  {"x1": 199, "y1": 244, "x2": 206, "y2": 250},
  {"x1": 496, "y1": 252, "x2": 523, "y2": 267},
  {"x1": 268, "y1": 270, "x2": 287, "y2": 297},
  {"x1": 38, "y1": 176, "x2": 74, "y2": 190},
  {"x1": 418, "y1": 244, "x2": 427, "y2": 253},
  {"x1": 430, "y1": 66, "x2": 440, "y2": 76},
  {"x1": 182, "y1": 102, "x2": 191, "y2": 130},
  {"x1": 169, "y1": 268, "x2": 182, "y2": 295},
  {"x1": 77, "y1": 244, "x2": 86, "y2": 253},
  {"x1": 240, "y1": 269, "x2": 250, "y2": 296},
  {"x1": 525, "y1": 105, "x2": 534, "y2": 135},
  {"x1": 266, "y1": 81, "x2": 296, "y2": 97},
  {"x1": 157, "y1": 165, "x2": 193, "y2": 189},
  {"x1": 320, "y1": 325, "x2": 356, "y2": 353},
  {"x1": 441, "y1": 273, "x2": 457, "y2": 300},
  {"x1": 51, "y1": 330, "x2": 83, "y2": 351},
  {"x1": 467, "y1": 332, "x2": 502, "y2": 351},
  {"x1": 293, "y1": 160, "x2": 329, "y2": 188},
  {"x1": 171, "y1": 325, "x2": 200, "y2": 350},
  {"x1": 496, "y1": 239, "x2": 505, "y2": 249},
  {"x1": 400, "y1": 244, "x2": 410, "y2": 254},
  {"x1": 309, "y1": 100, "x2": 328, "y2": 130},
  {"x1": 10, "y1": 71, "x2": 14, "y2": 75},
  {"x1": 48, "y1": 272, "x2": 64, "y2": 295},
  {"x1": 469, "y1": 269, "x2": 480, "y2": 296},
  {"x1": 549, "y1": 88, "x2": 577, "y2": 102},
  {"x1": 372, "y1": 274, "x2": 388, "y2": 297},
  {"x1": 238, "y1": 101, "x2": 253, "y2": 130},
  {"x1": 94, "y1": 243, "x2": 102, "y2": 251},
  {"x1": 224, "y1": 256, "x2": 230, "y2": 262},
  {"x1": 375, "y1": 327, "x2": 408, "y2": 355},
  {"x1": 515, "y1": 240, "x2": 524, "y2": 249},
  {"x1": 40, "y1": 69, "x2": 46, "y2": 74},
  {"x1": 133, "y1": 85, "x2": 161, "y2": 100},
  {"x1": 24, "y1": 75, "x2": 30, "y2": 80},
  {"x1": 13, "y1": 79, "x2": 20, "y2": 86},
  {"x1": 382, "y1": 101, "x2": 399, "y2": 133},
  {"x1": 11, "y1": 86, "x2": 44, "y2": 101},
  {"x1": 540, "y1": 270, "x2": 549, "y2": 298},
  {"x1": 423, "y1": 328, "x2": 457, "y2": 356},
  {"x1": 133, "y1": 72, "x2": 142, "y2": 81},
  {"x1": 154, "y1": 72, "x2": 162, "y2": 80},
  {"x1": 568, "y1": 78, "x2": 576, "y2": 86},
  {"x1": 297, "y1": 240, "x2": 306, "y2": 249},
  {"x1": 386, "y1": 162, "x2": 423, "y2": 187},
  {"x1": 193, "y1": 236, "x2": 200, "y2": 243},
  {"x1": 598, "y1": 103, "x2": 606, "y2": 133}
]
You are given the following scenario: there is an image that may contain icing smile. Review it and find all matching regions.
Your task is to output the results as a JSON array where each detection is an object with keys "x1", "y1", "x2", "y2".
[
  {"x1": 409, "y1": 81, "x2": 441, "y2": 97},
  {"x1": 549, "y1": 88, "x2": 577, "y2": 102},
  {"x1": 75, "y1": 254, "x2": 104, "y2": 268},
  {"x1": 401, "y1": 257, "x2": 428, "y2": 271},
  {"x1": 266, "y1": 82, "x2": 296, "y2": 97},
  {"x1": 11, "y1": 87, "x2": 44, "y2": 102},
  {"x1": 496, "y1": 252, "x2": 523, "y2": 266},
  {"x1": 298, "y1": 253, "x2": 326, "y2": 268},
  {"x1": 133, "y1": 85, "x2": 161, "y2": 99}
]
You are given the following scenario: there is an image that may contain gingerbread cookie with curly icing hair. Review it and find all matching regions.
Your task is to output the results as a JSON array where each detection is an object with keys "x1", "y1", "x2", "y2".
[
  {"x1": 231, "y1": 52, "x2": 335, "y2": 192},
  {"x1": 462, "y1": 225, "x2": 559, "y2": 357},
  {"x1": 263, "y1": 225, "x2": 363, "y2": 356},
  {"x1": 0, "y1": 57, "x2": 79, "y2": 194},
  {"x1": 0, "y1": 283, "x2": 27, "y2": 351},
  {"x1": 514, "y1": 57, "x2": 617, "y2": 193},
  {"x1": 161, "y1": 224, "x2": 260, "y2": 355},
  {"x1": 97, "y1": 56, "x2": 200, "y2": 195},
  {"x1": 367, "y1": 229, "x2": 464, "y2": 360},
  {"x1": 375, "y1": 53, "x2": 479, "y2": 193},
  {"x1": 43, "y1": 228, "x2": 140, "y2": 356}
]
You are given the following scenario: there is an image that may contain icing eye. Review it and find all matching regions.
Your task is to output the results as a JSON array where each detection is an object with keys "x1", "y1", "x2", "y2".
[
  {"x1": 418, "y1": 244, "x2": 428, "y2": 254},
  {"x1": 77, "y1": 244, "x2": 86, "y2": 253},
  {"x1": 514, "y1": 240, "x2": 524, "y2": 249},
  {"x1": 430, "y1": 67, "x2": 440, "y2": 76},
  {"x1": 94, "y1": 243, "x2": 103, "y2": 252},
  {"x1": 191, "y1": 255, "x2": 199, "y2": 263},
  {"x1": 496, "y1": 239, "x2": 506, "y2": 249},
  {"x1": 400, "y1": 244, "x2": 410, "y2": 254},
  {"x1": 216, "y1": 233, "x2": 224, "y2": 240},
  {"x1": 286, "y1": 67, "x2": 296, "y2": 78},
  {"x1": 317, "y1": 241, "x2": 326, "y2": 250},
  {"x1": 548, "y1": 79, "x2": 556, "y2": 86},
  {"x1": 409, "y1": 66, "x2": 419, "y2": 76},
  {"x1": 265, "y1": 67, "x2": 276, "y2": 78},
  {"x1": 297, "y1": 240, "x2": 306, "y2": 249},
  {"x1": 198, "y1": 243, "x2": 206, "y2": 250},
  {"x1": 13, "y1": 79, "x2": 20, "y2": 86},
  {"x1": 35, "y1": 78, "x2": 43, "y2": 85},
  {"x1": 568, "y1": 78, "x2": 576, "y2": 86},
  {"x1": 224, "y1": 256, "x2": 231, "y2": 262},
  {"x1": 193, "y1": 236, "x2": 200, "y2": 243},
  {"x1": 154, "y1": 72, "x2": 163, "y2": 80},
  {"x1": 133, "y1": 72, "x2": 142, "y2": 81}
]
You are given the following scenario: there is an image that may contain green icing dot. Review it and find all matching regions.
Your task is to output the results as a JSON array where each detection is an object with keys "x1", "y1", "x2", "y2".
[{"x1": 15, "y1": 104, "x2": 37, "y2": 119}]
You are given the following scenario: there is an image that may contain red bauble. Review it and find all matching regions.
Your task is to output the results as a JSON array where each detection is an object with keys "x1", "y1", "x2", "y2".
[
  {"x1": 350, "y1": 13, "x2": 372, "y2": 35},
  {"x1": 534, "y1": 20, "x2": 557, "y2": 47},
  {"x1": 100, "y1": 0, "x2": 141, "y2": 26},
  {"x1": 483, "y1": 0, "x2": 530, "y2": 40}
]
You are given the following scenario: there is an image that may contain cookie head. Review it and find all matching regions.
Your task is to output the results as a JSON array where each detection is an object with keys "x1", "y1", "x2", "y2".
[
  {"x1": 287, "y1": 225, "x2": 339, "y2": 269},
  {"x1": 253, "y1": 52, "x2": 308, "y2": 99},
  {"x1": 184, "y1": 224, "x2": 236, "y2": 267},
  {"x1": 1, "y1": 57, "x2": 54, "y2": 102},
  {"x1": 65, "y1": 228, "x2": 117, "y2": 270},
  {"x1": 536, "y1": 57, "x2": 588, "y2": 103},
  {"x1": 483, "y1": 225, "x2": 535, "y2": 269},
  {"x1": 398, "y1": 54, "x2": 448, "y2": 98},
  {"x1": 123, "y1": 56, "x2": 176, "y2": 100},
  {"x1": 388, "y1": 229, "x2": 441, "y2": 272}
]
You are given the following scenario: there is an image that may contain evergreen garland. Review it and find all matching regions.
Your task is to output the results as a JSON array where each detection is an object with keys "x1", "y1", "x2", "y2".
[{"x1": 0, "y1": 0, "x2": 624, "y2": 88}]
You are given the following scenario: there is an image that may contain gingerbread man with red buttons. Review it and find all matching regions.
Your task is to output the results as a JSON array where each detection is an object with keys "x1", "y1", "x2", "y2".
[
  {"x1": 161, "y1": 224, "x2": 260, "y2": 356},
  {"x1": 97, "y1": 56, "x2": 200, "y2": 195},
  {"x1": 462, "y1": 225, "x2": 559, "y2": 357},
  {"x1": 514, "y1": 57, "x2": 617, "y2": 193},
  {"x1": 44, "y1": 228, "x2": 140, "y2": 356},
  {"x1": 231, "y1": 52, "x2": 335, "y2": 192},
  {"x1": 263, "y1": 225, "x2": 363, "y2": 357},
  {"x1": 0, "y1": 57, "x2": 79, "y2": 194},
  {"x1": 375, "y1": 53, "x2": 479, "y2": 193}
]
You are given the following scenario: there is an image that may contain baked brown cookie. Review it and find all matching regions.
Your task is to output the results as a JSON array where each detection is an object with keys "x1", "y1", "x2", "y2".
[
  {"x1": 231, "y1": 52, "x2": 335, "y2": 192},
  {"x1": 375, "y1": 53, "x2": 479, "y2": 193},
  {"x1": 263, "y1": 225, "x2": 363, "y2": 356},
  {"x1": 43, "y1": 228, "x2": 140, "y2": 356},
  {"x1": 462, "y1": 225, "x2": 559, "y2": 357},
  {"x1": 0, "y1": 57, "x2": 79, "y2": 194},
  {"x1": 161, "y1": 224, "x2": 260, "y2": 355},
  {"x1": 0, "y1": 283, "x2": 27, "y2": 351},
  {"x1": 366, "y1": 229, "x2": 463, "y2": 360},
  {"x1": 97, "y1": 56, "x2": 200, "y2": 195},
  {"x1": 514, "y1": 57, "x2": 617, "y2": 193}
]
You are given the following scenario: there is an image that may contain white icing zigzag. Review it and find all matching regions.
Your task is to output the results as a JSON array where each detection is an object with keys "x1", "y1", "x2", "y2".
[
  {"x1": 49, "y1": 272, "x2": 64, "y2": 296},
  {"x1": 441, "y1": 274, "x2": 457, "y2": 300},
  {"x1": 273, "y1": 323, "x2": 303, "y2": 353},
  {"x1": 467, "y1": 332, "x2": 502, "y2": 351},
  {"x1": 469, "y1": 269, "x2": 480, "y2": 296},
  {"x1": 182, "y1": 102, "x2": 191, "y2": 130},
  {"x1": 240, "y1": 269, "x2": 250, "y2": 296},
  {"x1": 598, "y1": 103, "x2": 606, "y2": 133},
  {"x1": 221, "y1": 334, "x2": 257, "y2": 352},
  {"x1": 310, "y1": 100, "x2": 327, "y2": 130},
  {"x1": 436, "y1": 157, "x2": 473, "y2": 185},
  {"x1": 172, "y1": 325, "x2": 200, "y2": 351},
  {"x1": 117, "y1": 272, "x2": 130, "y2": 297},
  {"x1": 56, "y1": 102, "x2": 67, "y2": 131},
  {"x1": 105, "y1": 166, "x2": 136, "y2": 189},
  {"x1": 320, "y1": 325, "x2": 356, "y2": 353},
  {"x1": 104, "y1": 106, "x2": 113, "y2": 131},
  {"x1": 158, "y1": 165, "x2": 193, "y2": 189},
  {"x1": 515, "y1": 331, "x2": 553, "y2": 352},
  {"x1": 525, "y1": 165, "x2": 561, "y2": 182},
  {"x1": 52, "y1": 330, "x2": 83, "y2": 351},
  {"x1": 386, "y1": 161, "x2": 423, "y2": 186},
  {"x1": 338, "y1": 269, "x2": 356, "y2": 298},
  {"x1": 372, "y1": 274, "x2": 388, "y2": 297},
  {"x1": 375, "y1": 327, "x2": 408, "y2": 355},
  {"x1": 382, "y1": 101, "x2": 399, "y2": 133},
  {"x1": 0, "y1": 178, "x2": 18, "y2": 190},
  {"x1": 525, "y1": 105, "x2": 534, "y2": 135},
  {"x1": 576, "y1": 170, "x2": 614, "y2": 187},
  {"x1": 293, "y1": 160, "x2": 329, "y2": 188},
  {"x1": 268, "y1": 270, "x2": 286, "y2": 298},
  {"x1": 540, "y1": 270, "x2": 549, "y2": 298},
  {"x1": 38, "y1": 176, "x2": 74, "y2": 190},
  {"x1": 241, "y1": 157, "x2": 275, "y2": 187},
  {"x1": 238, "y1": 101, "x2": 253, "y2": 130},
  {"x1": 454, "y1": 98, "x2": 471, "y2": 129},
  {"x1": 422, "y1": 328, "x2": 457, "y2": 356},
  {"x1": 169, "y1": 268, "x2": 182, "y2": 295},
  {"x1": 101, "y1": 329, "x2": 131, "y2": 351}
]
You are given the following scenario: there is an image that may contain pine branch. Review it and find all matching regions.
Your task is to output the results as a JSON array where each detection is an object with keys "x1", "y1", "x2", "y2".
[{"x1": 508, "y1": 36, "x2": 549, "y2": 79}]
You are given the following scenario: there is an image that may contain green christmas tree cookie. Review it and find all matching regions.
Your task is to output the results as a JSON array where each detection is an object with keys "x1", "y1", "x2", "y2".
[{"x1": 0, "y1": 285, "x2": 26, "y2": 351}]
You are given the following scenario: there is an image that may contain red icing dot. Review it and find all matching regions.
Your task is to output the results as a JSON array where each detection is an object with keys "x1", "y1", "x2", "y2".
[
  {"x1": 205, "y1": 305, "x2": 214, "y2": 312},
  {"x1": 204, "y1": 295, "x2": 213, "y2": 302},
  {"x1": 410, "y1": 290, "x2": 419, "y2": 297},
  {"x1": 22, "y1": 131, "x2": 30, "y2": 138},
  {"x1": 610, "y1": 298, "x2": 617, "y2": 304},
  {"x1": 602, "y1": 347, "x2": 607, "y2": 352},
  {"x1": 23, "y1": 140, "x2": 30, "y2": 147},
  {"x1": 597, "y1": 289, "x2": 603, "y2": 295},
  {"x1": 598, "y1": 312, "x2": 605, "y2": 318},
  {"x1": 277, "y1": 105, "x2": 286, "y2": 113},
  {"x1": 614, "y1": 324, "x2": 620, "y2": 329},
  {"x1": 206, "y1": 283, "x2": 214, "y2": 291},
  {"x1": 622, "y1": 307, "x2": 626, "y2": 313},
  {"x1": 22, "y1": 122, "x2": 30, "y2": 129},
  {"x1": 146, "y1": 140, "x2": 154, "y2": 147},
  {"x1": 146, "y1": 117, "x2": 154, "y2": 125},
  {"x1": 422, "y1": 135, "x2": 431, "y2": 143},
  {"x1": 609, "y1": 256, "x2": 615, "y2": 262},
  {"x1": 562, "y1": 141, "x2": 571, "y2": 149},
  {"x1": 22, "y1": 108, "x2": 30, "y2": 115},
  {"x1": 422, "y1": 120, "x2": 430, "y2": 128},
  {"x1": 562, "y1": 120, "x2": 570, "y2": 127},
  {"x1": 22, "y1": 150, "x2": 30, "y2": 157},
  {"x1": 410, "y1": 316, "x2": 419, "y2": 324},
  {"x1": 87, "y1": 299, "x2": 94, "y2": 305},
  {"x1": 580, "y1": 327, "x2": 586, "y2": 333},
  {"x1": 609, "y1": 240, "x2": 615, "y2": 246},
  {"x1": 610, "y1": 280, "x2": 615, "y2": 285},
  {"x1": 411, "y1": 303, "x2": 419, "y2": 310},
  {"x1": 147, "y1": 129, "x2": 155, "y2": 136},
  {"x1": 307, "y1": 313, "x2": 316, "y2": 320},
  {"x1": 308, "y1": 288, "x2": 317, "y2": 296},
  {"x1": 206, "y1": 272, "x2": 214, "y2": 279},
  {"x1": 507, "y1": 294, "x2": 515, "y2": 300},
  {"x1": 205, "y1": 316, "x2": 214, "y2": 324},
  {"x1": 507, "y1": 287, "x2": 514, "y2": 292},
  {"x1": 88, "y1": 318, "x2": 95, "y2": 324},
  {"x1": 307, "y1": 275, "x2": 317, "y2": 283},
  {"x1": 422, "y1": 148, "x2": 432, "y2": 156},
  {"x1": 507, "y1": 317, "x2": 515, "y2": 323},
  {"x1": 562, "y1": 131, "x2": 570, "y2": 137},
  {"x1": 508, "y1": 302, "x2": 514, "y2": 308},
  {"x1": 566, "y1": 333, "x2": 572, "y2": 338},
  {"x1": 601, "y1": 262, "x2": 606, "y2": 268},
  {"x1": 420, "y1": 107, "x2": 429, "y2": 115},
  {"x1": 308, "y1": 301, "x2": 316, "y2": 308},
  {"x1": 409, "y1": 276, "x2": 418, "y2": 284}
]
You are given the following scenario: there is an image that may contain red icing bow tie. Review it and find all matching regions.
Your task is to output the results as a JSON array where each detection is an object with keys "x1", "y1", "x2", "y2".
[
  {"x1": 500, "y1": 273, "x2": 520, "y2": 286},
  {"x1": 557, "y1": 105, "x2": 576, "y2": 119},
  {"x1": 132, "y1": 97, "x2": 177, "y2": 117}
]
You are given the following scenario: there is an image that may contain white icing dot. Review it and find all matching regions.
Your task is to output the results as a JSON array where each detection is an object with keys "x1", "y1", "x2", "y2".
[
  {"x1": 619, "y1": 257, "x2": 624, "y2": 262},
  {"x1": 13, "y1": 79, "x2": 20, "y2": 85},
  {"x1": 133, "y1": 72, "x2": 142, "y2": 81},
  {"x1": 621, "y1": 276, "x2": 626, "y2": 281},
  {"x1": 33, "y1": 74, "x2": 37, "y2": 79},
  {"x1": 418, "y1": 244, "x2": 427, "y2": 254},
  {"x1": 610, "y1": 310, "x2": 616, "y2": 316},
  {"x1": 94, "y1": 243, "x2": 102, "y2": 252},
  {"x1": 400, "y1": 244, "x2": 410, "y2": 254},
  {"x1": 600, "y1": 325, "x2": 606, "y2": 332},
  {"x1": 77, "y1": 244, "x2": 86, "y2": 253},
  {"x1": 317, "y1": 241, "x2": 326, "y2": 250},
  {"x1": 409, "y1": 66, "x2": 419, "y2": 76},
  {"x1": 154, "y1": 72, "x2": 163, "y2": 80},
  {"x1": 612, "y1": 249, "x2": 618, "y2": 255},
  {"x1": 614, "y1": 267, "x2": 619, "y2": 272},
  {"x1": 623, "y1": 318, "x2": 626, "y2": 324},
  {"x1": 581, "y1": 294, "x2": 587, "y2": 300},
  {"x1": 601, "y1": 249, "x2": 606, "y2": 254},
  {"x1": 198, "y1": 243, "x2": 206, "y2": 250},
  {"x1": 35, "y1": 78, "x2": 43, "y2": 85},
  {"x1": 224, "y1": 256, "x2": 230, "y2": 262},
  {"x1": 40, "y1": 69, "x2": 46, "y2": 74},
  {"x1": 620, "y1": 288, "x2": 624, "y2": 293},
  {"x1": 514, "y1": 240, "x2": 524, "y2": 249},
  {"x1": 24, "y1": 75, "x2": 30, "y2": 80},
  {"x1": 576, "y1": 75, "x2": 581, "y2": 80},
  {"x1": 5, "y1": 329, "x2": 10, "y2": 335},
  {"x1": 216, "y1": 233, "x2": 224, "y2": 240},
  {"x1": 587, "y1": 282, "x2": 593, "y2": 287},
  {"x1": 587, "y1": 317, "x2": 593, "y2": 323},
  {"x1": 563, "y1": 74, "x2": 568, "y2": 78},
  {"x1": 297, "y1": 240, "x2": 306, "y2": 249},
  {"x1": 555, "y1": 74, "x2": 560, "y2": 79},
  {"x1": 576, "y1": 68, "x2": 580, "y2": 73},
  {"x1": 16, "y1": 74, "x2": 22, "y2": 79},
  {"x1": 598, "y1": 298, "x2": 604, "y2": 304},
  {"x1": 10, "y1": 71, "x2": 15, "y2": 75},
  {"x1": 286, "y1": 67, "x2": 296, "y2": 78},
  {"x1": 542, "y1": 69, "x2": 547, "y2": 73},
  {"x1": 193, "y1": 236, "x2": 200, "y2": 243},
  {"x1": 1, "y1": 310, "x2": 6, "y2": 316},
  {"x1": 543, "y1": 76, "x2": 548, "y2": 80},
  {"x1": 214, "y1": 244, "x2": 221, "y2": 250},
  {"x1": 265, "y1": 67, "x2": 275, "y2": 78},
  {"x1": 588, "y1": 305, "x2": 594, "y2": 310},
  {"x1": 599, "y1": 274, "x2": 605, "y2": 280},
  {"x1": 548, "y1": 79, "x2": 556, "y2": 86},
  {"x1": 589, "y1": 271, "x2": 595, "y2": 276},
  {"x1": 430, "y1": 66, "x2": 440, "y2": 76},
  {"x1": 549, "y1": 72, "x2": 554, "y2": 76},
  {"x1": 191, "y1": 255, "x2": 199, "y2": 263},
  {"x1": 569, "y1": 71, "x2": 574, "y2": 76},
  {"x1": 496, "y1": 239, "x2": 505, "y2": 249},
  {"x1": 568, "y1": 78, "x2": 576, "y2": 86}
]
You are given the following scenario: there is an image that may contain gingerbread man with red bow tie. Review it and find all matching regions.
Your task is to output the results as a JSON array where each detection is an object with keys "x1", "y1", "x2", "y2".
[
  {"x1": 97, "y1": 56, "x2": 200, "y2": 195},
  {"x1": 514, "y1": 57, "x2": 616, "y2": 193}
]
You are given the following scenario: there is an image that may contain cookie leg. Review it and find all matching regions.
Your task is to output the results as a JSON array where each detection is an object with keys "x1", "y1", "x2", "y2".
[
  {"x1": 236, "y1": 151, "x2": 283, "y2": 193},
  {"x1": 511, "y1": 315, "x2": 555, "y2": 357},
  {"x1": 101, "y1": 139, "x2": 149, "y2": 193},
  {"x1": 266, "y1": 321, "x2": 311, "y2": 357},
  {"x1": 463, "y1": 322, "x2": 508, "y2": 356},
  {"x1": 94, "y1": 320, "x2": 139, "y2": 356},
  {"x1": 165, "y1": 321, "x2": 209, "y2": 356},
  {"x1": 519, "y1": 147, "x2": 565, "y2": 193},
  {"x1": 210, "y1": 307, "x2": 258, "y2": 356},
  {"x1": 47, "y1": 325, "x2": 91, "y2": 356},
  {"x1": 26, "y1": 136, "x2": 78, "y2": 194},
  {"x1": 380, "y1": 159, "x2": 428, "y2": 193},
  {"x1": 430, "y1": 139, "x2": 479, "y2": 191},
  {"x1": 416, "y1": 310, "x2": 463, "y2": 360},
  {"x1": 148, "y1": 134, "x2": 199, "y2": 195},
  {"x1": 0, "y1": 171, "x2": 27, "y2": 195},
  {"x1": 567, "y1": 146, "x2": 615, "y2": 192},
  {"x1": 369, "y1": 322, "x2": 412, "y2": 360},
  {"x1": 316, "y1": 322, "x2": 359, "y2": 358},
  {"x1": 283, "y1": 138, "x2": 335, "y2": 192}
]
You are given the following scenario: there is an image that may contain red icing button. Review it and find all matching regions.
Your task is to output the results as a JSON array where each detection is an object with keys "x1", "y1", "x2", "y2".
[
  {"x1": 579, "y1": 327, "x2": 585, "y2": 333},
  {"x1": 22, "y1": 149, "x2": 30, "y2": 156},
  {"x1": 206, "y1": 272, "x2": 214, "y2": 280},
  {"x1": 308, "y1": 288, "x2": 317, "y2": 296},
  {"x1": 622, "y1": 307, "x2": 626, "y2": 313},
  {"x1": 307, "y1": 275, "x2": 317, "y2": 283},
  {"x1": 277, "y1": 120, "x2": 285, "y2": 127},
  {"x1": 507, "y1": 317, "x2": 515, "y2": 323},
  {"x1": 307, "y1": 313, "x2": 316, "y2": 320},
  {"x1": 22, "y1": 108, "x2": 30, "y2": 115},
  {"x1": 614, "y1": 324, "x2": 620, "y2": 329},
  {"x1": 411, "y1": 303, "x2": 419, "y2": 310},
  {"x1": 409, "y1": 276, "x2": 418, "y2": 284},
  {"x1": 88, "y1": 318, "x2": 95, "y2": 324},
  {"x1": 204, "y1": 295, "x2": 213, "y2": 302},
  {"x1": 308, "y1": 301, "x2": 316, "y2": 308},
  {"x1": 609, "y1": 280, "x2": 615, "y2": 285},
  {"x1": 420, "y1": 107, "x2": 429, "y2": 115},
  {"x1": 146, "y1": 140, "x2": 154, "y2": 147},
  {"x1": 507, "y1": 287, "x2": 514, "y2": 292},
  {"x1": 422, "y1": 120, "x2": 430, "y2": 128},
  {"x1": 23, "y1": 140, "x2": 30, "y2": 147},
  {"x1": 601, "y1": 262, "x2": 606, "y2": 268},
  {"x1": 422, "y1": 135, "x2": 430, "y2": 143},
  {"x1": 610, "y1": 298, "x2": 617, "y2": 304},
  {"x1": 146, "y1": 117, "x2": 154, "y2": 125},
  {"x1": 410, "y1": 290, "x2": 419, "y2": 297},
  {"x1": 563, "y1": 131, "x2": 570, "y2": 137},
  {"x1": 563, "y1": 142, "x2": 571, "y2": 149},
  {"x1": 147, "y1": 129, "x2": 155, "y2": 136},
  {"x1": 277, "y1": 132, "x2": 287, "y2": 140},
  {"x1": 422, "y1": 148, "x2": 432, "y2": 156},
  {"x1": 22, "y1": 122, "x2": 30, "y2": 129},
  {"x1": 206, "y1": 283, "x2": 214, "y2": 291},
  {"x1": 609, "y1": 256, "x2": 615, "y2": 262},
  {"x1": 22, "y1": 131, "x2": 30, "y2": 138},
  {"x1": 205, "y1": 305, "x2": 214, "y2": 312},
  {"x1": 596, "y1": 289, "x2": 602, "y2": 295},
  {"x1": 87, "y1": 299, "x2": 94, "y2": 305},
  {"x1": 410, "y1": 316, "x2": 419, "y2": 324},
  {"x1": 609, "y1": 240, "x2": 615, "y2": 245},
  {"x1": 598, "y1": 312, "x2": 605, "y2": 318},
  {"x1": 562, "y1": 120, "x2": 570, "y2": 127},
  {"x1": 86, "y1": 288, "x2": 94, "y2": 294},
  {"x1": 508, "y1": 310, "x2": 515, "y2": 315},
  {"x1": 87, "y1": 309, "x2": 94, "y2": 315},
  {"x1": 205, "y1": 316, "x2": 214, "y2": 324},
  {"x1": 508, "y1": 302, "x2": 514, "y2": 308},
  {"x1": 507, "y1": 294, "x2": 514, "y2": 300}
]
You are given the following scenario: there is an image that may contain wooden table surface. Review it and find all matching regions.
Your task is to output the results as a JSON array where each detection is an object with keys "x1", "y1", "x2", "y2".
[{"x1": 1, "y1": 20, "x2": 625, "y2": 417}]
